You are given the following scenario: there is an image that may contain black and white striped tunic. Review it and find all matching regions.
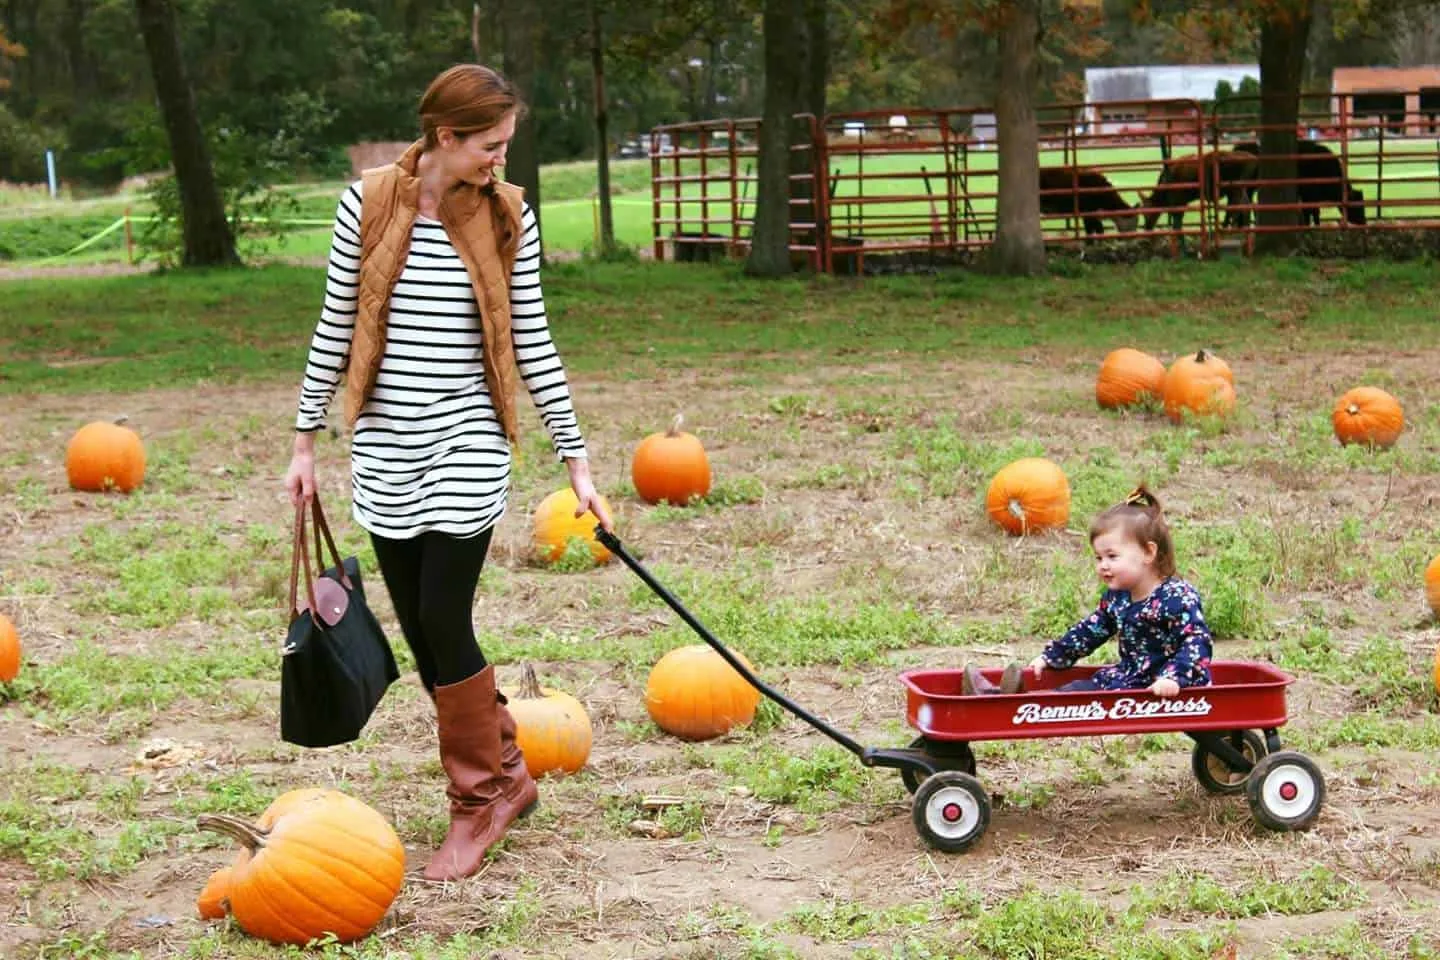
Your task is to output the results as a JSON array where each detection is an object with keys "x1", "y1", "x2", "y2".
[{"x1": 295, "y1": 181, "x2": 587, "y2": 539}]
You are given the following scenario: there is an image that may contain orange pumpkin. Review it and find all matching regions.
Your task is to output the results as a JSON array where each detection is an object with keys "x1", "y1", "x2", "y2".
[
  {"x1": 196, "y1": 789, "x2": 404, "y2": 945},
  {"x1": 1162, "y1": 350, "x2": 1236, "y2": 423},
  {"x1": 65, "y1": 420, "x2": 146, "y2": 492},
  {"x1": 197, "y1": 865, "x2": 233, "y2": 920},
  {"x1": 645, "y1": 644, "x2": 761, "y2": 741},
  {"x1": 532, "y1": 488, "x2": 613, "y2": 565},
  {"x1": 1426, "y1": 555, "x2": 1440, "y2": 619},
  {"x1": 632, "y1": 414, "x2": 712, "y2": 505},
  {"x1": 504, "y1": 663, "x2": 593, "y2": 777},
  {"x1": 985, "y1": 457, "x2": 1071, "y2": 536},
  {"x1": 1332, "y1": 387, "x2": 1404, "y2": 449},
  {"x1": 0, "y1": 614, "x2": 18, "y2": 683},
  {"x1": 1096, "y1": 348, "x2": 1166, "y2": 409},
  {"x1": 1433, "y1": 642, "x2": 1440, "y2": 698}
]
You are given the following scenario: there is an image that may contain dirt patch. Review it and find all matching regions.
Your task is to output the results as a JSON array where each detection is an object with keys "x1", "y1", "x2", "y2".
[{"x1": 2, "y1": 347, "x2": 1439, "y2": 957}]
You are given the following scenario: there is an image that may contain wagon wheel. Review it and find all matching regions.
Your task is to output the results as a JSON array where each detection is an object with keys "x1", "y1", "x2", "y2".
[
  {"x1": 1191, "y1": 730, "x2": 1267, "y2": 795},
  {"x1": 901, "y1": 737, "x2": 977, "y2": 795},
  {"x1": 1246, "y1": 751, "x2": 1326, "y2": 832},
  {"x1": 912, "y1": 770, "x2": 990, "y2": 853}
]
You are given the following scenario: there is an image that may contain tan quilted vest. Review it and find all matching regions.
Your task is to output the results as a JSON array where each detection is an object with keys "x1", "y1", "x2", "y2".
[{"x1": 344, "y1": 139, "x2": 525, "y2": 442}]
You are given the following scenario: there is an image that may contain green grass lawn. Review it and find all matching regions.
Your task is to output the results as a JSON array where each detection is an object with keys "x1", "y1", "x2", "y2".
[{"x1": 3, "y1": 256, "x2": 1438, "y2": 395}]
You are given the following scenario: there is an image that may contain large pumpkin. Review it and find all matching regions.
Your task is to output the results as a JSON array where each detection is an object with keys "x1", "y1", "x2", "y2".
[
  {"x1": 1427, "y1": 555, "x2": 1440, "y2": 619},
  {"x1": 197, "y1": 865, "x2": 233, "y2": 920},
  {"x1": 632, "y1": 414, "x2": 712, "y2": 506},
  {"x1": 196, "y1": 789, "x2": 404, "y2": 945},
  {"x1": 1162, "y1": 350, "x2": 1236, "y2": 423},
  {"x1": 645, "y1": 644, "x2": 761, "y2": 741},
  {"x1": 532, "y1": 488, "x2": 613, "y2": 565},
  {"x1": 0, "y1": 614, "x2": 18, "y2": 683},
  {"x1": 1332, "y1": 386, "x2": 1404, "y2": 449},
  {"x1": 985, "y1": 457, "x2": 1070, "y2": 536},
  {"x1": 1096, "y1": 348, "x2": 1166, "y2": 409},
  {"x1": 65, "y1": 420, "x2": 146, "y2": 492},
  {"x1": 504, "y1": 663, "x2": 592, "y2": 777}
]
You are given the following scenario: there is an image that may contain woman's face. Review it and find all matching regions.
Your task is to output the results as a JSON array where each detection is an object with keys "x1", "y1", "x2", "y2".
[{"x1": 438, "y1": 110, "x2": 517, "y2": 187}]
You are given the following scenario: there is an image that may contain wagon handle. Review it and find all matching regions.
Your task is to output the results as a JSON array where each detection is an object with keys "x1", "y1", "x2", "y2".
[{"x1": 594, "y1": 526, "x2": 867, "y2": 758}]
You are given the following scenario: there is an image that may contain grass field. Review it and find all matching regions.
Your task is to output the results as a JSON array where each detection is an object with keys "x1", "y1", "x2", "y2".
[{"x1": 1, "y1": 256, "x2": 1439, "y2": 958}]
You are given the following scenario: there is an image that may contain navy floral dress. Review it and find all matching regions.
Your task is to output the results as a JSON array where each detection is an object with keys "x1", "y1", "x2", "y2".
[{"x1": 1040, "y1": 577, "x2": 1213, "y2": 689}]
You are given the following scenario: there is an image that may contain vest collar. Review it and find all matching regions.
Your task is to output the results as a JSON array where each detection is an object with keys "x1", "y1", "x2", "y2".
[{"x1": 394, "y1": 139, "x2": 491, "y2": 225}]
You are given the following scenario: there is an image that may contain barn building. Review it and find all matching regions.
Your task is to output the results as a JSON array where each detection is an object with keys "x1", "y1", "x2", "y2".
[
  {"x1": 1331, "y1": 66, "x2": 1440, "y2": 136},
  {"x1": 1083, "y1": 64, "x2": 1260, "y2": 133}
]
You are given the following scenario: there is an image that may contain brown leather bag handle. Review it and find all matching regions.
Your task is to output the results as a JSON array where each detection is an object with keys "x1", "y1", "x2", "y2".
[
  {"x1": 288, "y1": 499, "x2": 320, "y2": 620},
  {"x1": 287, "y1": 495, "x2": 353, "y2": 624},
  {"x1": 308, "y1": 495, "x2": 352, "y2": 589}
]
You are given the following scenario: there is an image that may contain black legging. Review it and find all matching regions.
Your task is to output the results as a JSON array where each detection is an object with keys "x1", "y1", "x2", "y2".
[{"x1": 370, "y1": 527, "x2": 494, "y2": 692}]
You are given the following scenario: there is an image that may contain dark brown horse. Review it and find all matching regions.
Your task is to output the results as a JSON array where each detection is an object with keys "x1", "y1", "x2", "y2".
[
  {"x1": 1038, "y1": 167, "x2": 1138, "y2": 237},
  {"x1": 1142, "y1": 150, "x2": 1257, "y2": 232},
  {"x1": 1229, "y1": 140, "x2": 1366, "y2": 226}
]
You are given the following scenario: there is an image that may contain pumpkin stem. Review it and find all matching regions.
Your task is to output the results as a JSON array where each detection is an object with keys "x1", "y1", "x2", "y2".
[
  {"x1": 518, "y1": 662, "x2": 544, "y2": 700},
  {"x1": 1195, "y1": 349, "x2": 1209, "y2": 362},
  {"x1": 197, "y1": 814, "x2": 269, "y2": 852},
  {"x1": 1346, "y1": 403, "x2": 1360, "y2": 415},
  {"x1": 668, "y1": 413, "x2": 684, "y2": 437}
]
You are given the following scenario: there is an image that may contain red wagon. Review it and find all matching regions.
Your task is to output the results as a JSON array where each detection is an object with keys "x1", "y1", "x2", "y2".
[
  {"x1": 899, "y1": 662, "x2": 1325, "y2": 851},
  {"x1": 597, "y1": 530, "x2": 1326, "y2": 854}
]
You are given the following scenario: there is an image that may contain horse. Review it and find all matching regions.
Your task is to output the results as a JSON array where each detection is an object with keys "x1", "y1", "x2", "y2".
[
  {"x1": 1228, "y1": 140, "x2": 1366, "y2": 226},
  {"x1": 1142, "y1": 150, "x2": 1256, "y2": 232},
  {"x1": 1037, "y1": 167, "x2": 1138, "y2": 237}
]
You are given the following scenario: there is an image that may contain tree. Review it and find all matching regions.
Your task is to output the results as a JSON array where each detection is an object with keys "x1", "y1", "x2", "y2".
[
  {"x1": 1253, "y1": 1, "x2": 1312, "y2": 253},
  {"x1": 133, "y1": 0, "x2": 239, "y2": 267},
  {"x1": 589, "y1": 0, "x2": 616, "y2": 252},
  {"x1": 501, "y1": 2, "x2": 544, "y2": 244},
  {"x1": 745, "y1": 0, "x2": 809, "y2": 276},
  {"x1": 988, "y1": 0, "x2": 1045, "y2": 274},
  {"x1": 0, "y1": 26, "x2": 23, "y2": 92}
]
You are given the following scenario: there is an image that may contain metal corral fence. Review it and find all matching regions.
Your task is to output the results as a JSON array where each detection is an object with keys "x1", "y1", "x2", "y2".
[{"x1": 648, "y1": 92, "x2": 1440, "y2": 272}]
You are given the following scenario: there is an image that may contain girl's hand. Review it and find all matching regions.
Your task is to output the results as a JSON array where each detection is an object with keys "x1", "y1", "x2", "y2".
[
  {"x1": 1149, "y1": 677, "x2": 1181, "y2": 698},
  {"x1": 566, "y1": 458, "x2": 613, "y2": 532},
  {"x1": 1027, "y1": 655, "x2": 1049, "y2": 676}
]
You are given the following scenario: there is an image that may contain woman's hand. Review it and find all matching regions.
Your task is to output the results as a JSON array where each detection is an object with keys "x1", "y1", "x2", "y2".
[
  {"x1": 1149, "y1": 677, "x2": 1181, "y2": 698},
  {"x1": 1027, "y1": 655, "x2": 1049, "y2": 676},
  {"x1": 566, "y1": 457, "x2": 613, "y2": 532},
  {"x1": 284, "y1": 433, "x2": 317, "y2": 506}
]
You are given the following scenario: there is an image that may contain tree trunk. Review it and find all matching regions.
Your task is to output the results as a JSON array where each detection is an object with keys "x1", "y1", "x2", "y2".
[
  {"x1": 1255, "y1": 2, "x2": 1313, "y2": 255},
  {"x1": 501, "y1": 2, "x2": 542, "y2": 248},
  {"x1": 471, "y1": 2, "x2": 482, "y2": 62},
  {"x1": 794, "y1": 0, "x2": 827, "y2": 267},
  {"x1": 134, "y1": 0, "x2": 239, "y2": 267},
  {"x1": 989, "y1": 0, "x2": 1045, "y2": 276},
  {"x1": 589, "y1": 0, "x2": 615, "y2": 252},
  {"x1": 745, "y1": 0, "x2": 805, "y2": 277}
]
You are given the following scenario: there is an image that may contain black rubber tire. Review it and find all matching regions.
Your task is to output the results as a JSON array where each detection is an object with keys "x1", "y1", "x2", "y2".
[
  {"x1": 900, "y1": 737, "x2": 977, "y2": 795},
  {"x1": 1191, "y1": 729, "x2": 1267, "y2": 795},
  {"x1": 912, "y1": 770, "x2": 990, "y2": 853},
  {"x1": 1246, "y1": 751, "x2": 1326, "y2": 832}
]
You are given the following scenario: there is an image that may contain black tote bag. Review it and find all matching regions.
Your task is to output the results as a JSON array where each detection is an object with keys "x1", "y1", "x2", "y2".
[{"x1": 280, "y1": 495, "x2": 398, "y2": 748}]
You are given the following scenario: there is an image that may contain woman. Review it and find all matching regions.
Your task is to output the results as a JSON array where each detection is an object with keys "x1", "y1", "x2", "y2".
[{"x1": 284, "y1": 63, "x2": 611, "y2": 882}]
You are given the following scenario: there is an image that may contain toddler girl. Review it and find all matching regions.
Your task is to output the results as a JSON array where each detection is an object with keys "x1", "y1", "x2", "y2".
[{"x1": 965, "y1": 486, "x2": 1212, "y2": 697}]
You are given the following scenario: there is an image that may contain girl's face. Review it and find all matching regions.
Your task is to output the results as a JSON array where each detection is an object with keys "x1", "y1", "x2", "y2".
[
  {"x1": 436, "y1": 110, "x2": 517, "y2": 187},
  {"x1": 1091, "y1": 528, "x2": 1160, "y2": 595}
]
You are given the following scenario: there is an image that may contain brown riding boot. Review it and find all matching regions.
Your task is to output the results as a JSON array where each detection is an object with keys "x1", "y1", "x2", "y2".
[{"x1": 423, "y1": 667, "x2": 539, "y2": 882}]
